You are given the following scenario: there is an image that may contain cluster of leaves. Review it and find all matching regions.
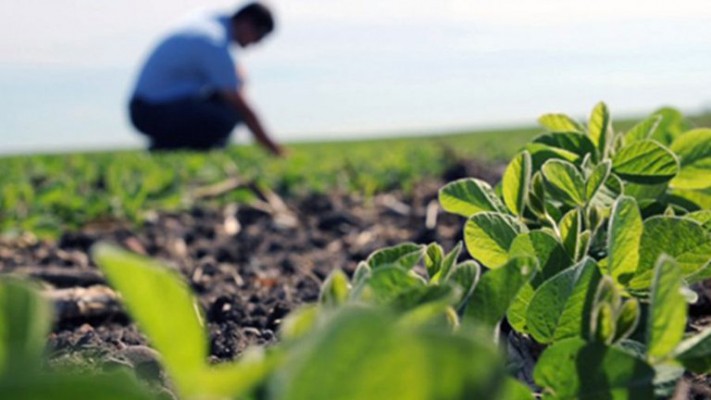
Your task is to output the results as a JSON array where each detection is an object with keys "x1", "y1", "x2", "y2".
[{"x1": 436, "y1": 103, "x2": 711, "y2": 397}]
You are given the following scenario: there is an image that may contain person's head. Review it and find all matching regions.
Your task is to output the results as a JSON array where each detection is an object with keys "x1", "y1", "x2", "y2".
[{"x1": 231, "y1": 2, "x2": 275, "y2": 48}]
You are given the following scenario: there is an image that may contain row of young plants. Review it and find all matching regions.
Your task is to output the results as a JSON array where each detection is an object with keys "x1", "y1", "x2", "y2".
[
  {"x1": 0, "y1": 128, "x2": 533, "y2": 238},
  {"x1": 1, "y1": 103, "x2": 710, "y2": 399}
]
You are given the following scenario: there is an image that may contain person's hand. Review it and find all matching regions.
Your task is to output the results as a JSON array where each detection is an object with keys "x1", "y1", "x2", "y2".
[{"x1": 271, "y1": 144, "x2": 289, "y2": 158}]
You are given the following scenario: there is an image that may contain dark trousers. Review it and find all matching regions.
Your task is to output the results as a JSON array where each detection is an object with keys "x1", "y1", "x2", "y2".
[{"x1": 129, "y1": 95, "x2": 241, "y2": 151}]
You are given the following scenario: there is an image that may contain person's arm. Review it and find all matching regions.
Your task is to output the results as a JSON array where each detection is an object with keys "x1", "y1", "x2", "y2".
[{"x1": 220, "y1": 89, "x2": 284, "y2": 157}]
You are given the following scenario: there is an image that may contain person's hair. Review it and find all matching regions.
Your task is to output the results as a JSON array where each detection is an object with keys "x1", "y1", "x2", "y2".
[{"x1": 233, "y1": 2, "x2": 275, "y2": 37}]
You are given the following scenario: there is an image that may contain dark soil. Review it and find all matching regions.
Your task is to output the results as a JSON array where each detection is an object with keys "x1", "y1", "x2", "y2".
[{"x1": 0, "y1": 159, "x2": 503, "y2": 369}]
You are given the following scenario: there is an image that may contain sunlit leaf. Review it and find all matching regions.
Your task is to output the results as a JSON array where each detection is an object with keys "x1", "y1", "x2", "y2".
[
  {"x1": 538, "y1": 113, "x2": 585, "y2": 134},
  {"x1": 0, "y1": 278, "x2": 52, "y2": 377},
  {"x1": 502, "y1": 151, "x2": 532, "y2": 216},
  {"x1": 439, "y1": 178, "x2": 506, "y2": 218},
  {"x1": 628, "y1": 216, "x2": 711, "y2": 291},
  {"x1": 624, "y1": 114, "x2": 662, "y2": 143},
  {"x1": 589, "y1": 102, "x2": 612, "y2": 158},
  {"x1": 464, "y1": 212, "x2": 527, "y2": 268},
  {"x1": 320, "y1": 269, "x2": 350, "y2": 307},
  {"x1": 541, "y1": 159, "x2": 586, "y2": 207},
  {"x1": 366, "y1": 243, "x2": 424, "y2": 270},
  {"x1": 647, "y1": 256, "x2": 687, "y2": 361},
  {"x1": 92, "y1": 244, "x2": 206, "y2": 395},
  {"x1": 607, "y1": 196, "x2": 642, "y2": 284},
  {"x1": 585, "y1": 160, "x2": 611, "y2": 201}
]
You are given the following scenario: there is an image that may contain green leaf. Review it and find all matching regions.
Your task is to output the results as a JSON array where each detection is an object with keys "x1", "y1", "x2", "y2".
[
  {"x1": 92, "y1": 244, "x2": 206, "y2": 395},
  {"x1": 558, "y1": 209, "x2": 581, "y2": 260},
  {"x1": 589, "y1": 277, "x2": 622, "y2": 344},
  {"x1": 669, "y1": 129, "x2": 711, "y2": 190},
  {"x1": 352, "y1": 262, "x2": 372, "y2": 287},
  {"x1": 438, "y1": 178, "x2": 506, "y2": 218},
  {"x1": 589, "y1": 102, "x2": 612, "y2": 158},
  {"x1": 446, "y1": 261, "x2": 481, "y2": 309},
  {"x1": 541, "y1": 159, "x2": 586, "y2": 207},
  {"x1": 534, "y1": 338, "x2": 655, "y2": 400},
  {"x1": 527, "y1": 172, "x2": 547, "y2": 218},
  {"x1": 354, "y1": 265, "x2": 426, "y2": 305},
  {"x1": 498, "y1": 377, "x2": 535, "y2": 400},
  {"x1": 613, "y1": 299, "x2": 640, "y2": 343},
  {"x1": 623, "y1": 182, "x2": 668, "y2": 203},
  {"x1": 585, "y1": 160, "x2": 611, "y2": 202},
  {"x1": 686, "y1": 210, "x2": 711, "y2": 232},
  {"x1": 607, "y1": 196, "x2": 642, "y2": 284},
  {"x1": 526, "y1": 258, "x2": 600, "y2": 344},
  {"x1": 628, "y1": 216, "x2": 711, "y2": 291},
  {"x1": 502, "y1": 151, "x2": 532, "y2": 216},
  {"x1": 576, "y1": 230, "x2": 592, "y2": 261},
  {"x1": 649, "y1": 107, "x2": 690, "y2": 145},
  {"x1": 279, "y1": 304, "x2": 320, "y2": 341},
  {"x1": 319, "y1": 269, "x2": 350, "y2": 307},
  {"x1": 538, "y1": 113, "x2": 585, "y2": 134},
  {"x1": 0, "y1": 372, "x2": 155, "y2": 400},
  {"x1": 432, "y1": 242, "x2": 463, "y2": 283},
  {"x1": 612, "y1": 140, "x2": 679, "y2": 184},
  {"x1": 553, "y1": 258, "x2": 602, "y2": 342},
  {"x1": 464, "y1": 212, "x2": 527, "y2": 268},
  {"x1": 509, "y1": 230, "x2": 572, "y2": 285},
  {"x1": 669, "y1": 186, "x2": 711, "y2": 210},
  {"x1": 624, "y1": 114, "x2": 662, "y2": 143},
  {"x1": 647, "y1": 256, "x2": 687, "y2": 361},
  {"x1": 389, "y1": 284, "x2": 459, "y2": 313},
  {"x1": 589, "y1": 172, "x2": 624, "y2": 209},
  {"x1": 532, "y1": 132, "x2": 596, "y2": 160},
  {"x1": 366, "y1": 243, "x2": 424, "y2": 270},
  {"x1": 593, "y1": 302, "x2": 617, "y2": 345},
  {"x1": 424, "y1": 243, "x2": 444, "y2": 280},
  {"x1": 506, "y1": 283, "x2": 535, "y2": 333},
  {"x1": 465, "y1": 256, "x2": 536, "y2": 329},
  {"x1": 0, "y1": 278, "x2": 52, "y2": 377},
  {"x1": 525, "y1": 143, "x2": 580, "y2": 171},
  {"x1": 271, "y1": 306, "x2": 506, "y2": 400},
  {"x1": 200, "y1": 348, "x2": 276, "y2": 399},
  {"x1": 673, "y1": 328, "x2": 711, "y2": 373}
]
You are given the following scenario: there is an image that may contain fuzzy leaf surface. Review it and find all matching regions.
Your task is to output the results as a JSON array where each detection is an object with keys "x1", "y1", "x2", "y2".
[
  {"x1": 541, "y1": 159, "x2": 586, "y2": 207},
  {"x1": 647, "y1": 256, "x2": 687, "y2": 360},
  {"x1": 502, "y1": 151, "x2": 531, "y2": 216},
  {"x1": 439, "y1": 178, "x2": 506, "y2": 218},
  {"x1": 464, "y1": 212, "x2": 526, "y2": 268}
]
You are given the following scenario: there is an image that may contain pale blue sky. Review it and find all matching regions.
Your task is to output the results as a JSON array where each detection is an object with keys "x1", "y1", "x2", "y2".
[{"x1": 1, "y1": 0, "x2": 710, "y2": 153}]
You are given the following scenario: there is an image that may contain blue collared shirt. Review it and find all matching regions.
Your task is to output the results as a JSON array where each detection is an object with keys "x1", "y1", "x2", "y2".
[{"x1": 132, "y1": 14, "x2": 241, "y2": 103}]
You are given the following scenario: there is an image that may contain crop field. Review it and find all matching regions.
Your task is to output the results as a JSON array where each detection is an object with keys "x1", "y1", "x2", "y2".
[{"x1": 1, "y1": 104, "x2": 710, "y2": 399}]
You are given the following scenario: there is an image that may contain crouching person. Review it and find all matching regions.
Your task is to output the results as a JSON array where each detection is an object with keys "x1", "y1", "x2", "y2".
[{"x1": 128, "y1": 2, "x2": 284, "y2": 155}]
